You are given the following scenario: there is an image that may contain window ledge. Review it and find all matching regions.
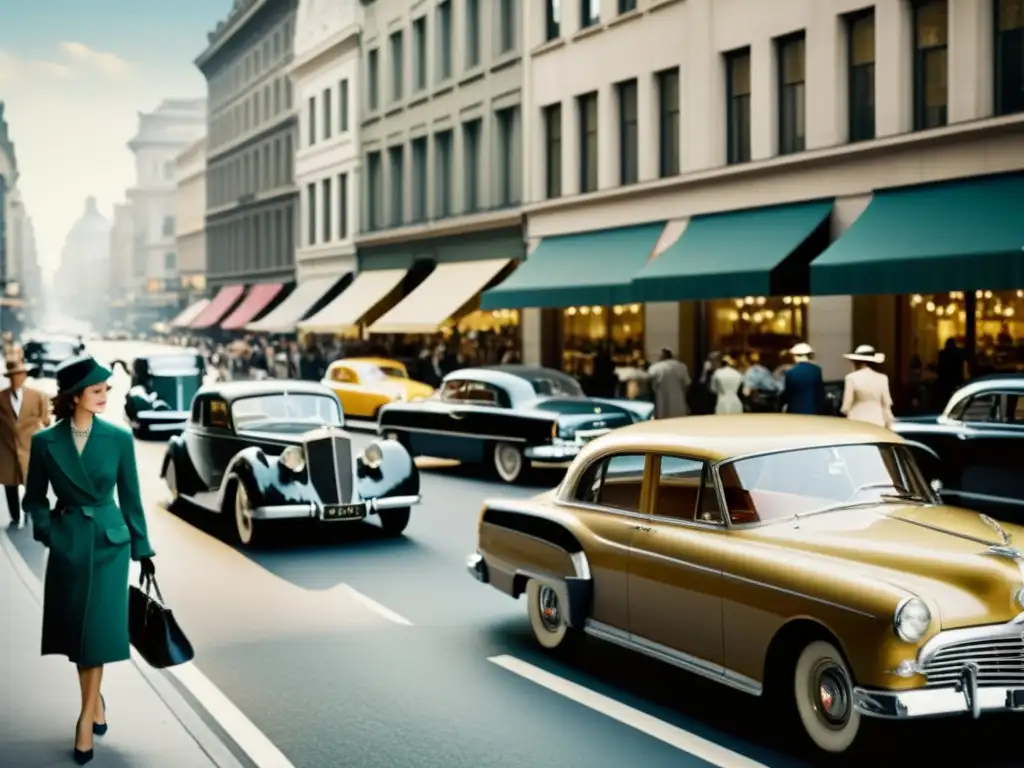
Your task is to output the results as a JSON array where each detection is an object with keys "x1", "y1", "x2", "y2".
[
  {"x1": 433, "y1": 79, "x2": 455, "y2": 98},
  {"x1": 490, "y1": 52, "x2": 521, "y2": 74},
  {"x1": 384, "y1": 105, "x2": 404, "y2": 118},
  {"x1": 408, "y1": 94, "x2": 430, "y2": 109},
  {"x1": 531, "y1": 37, "x2": 565, "y2": 57},
  {"x1": 459, "y1": 70, "x2": 485, "y2": 88},
  {"x1": 649, "y1": 0, "x2": 684, "y2": 13},
  {"x1": 572, "y1": 24, "x2": 605, "y2": 42},
  {"x1": 607, "y1": 9, "x2": 642, "y2": 29}
]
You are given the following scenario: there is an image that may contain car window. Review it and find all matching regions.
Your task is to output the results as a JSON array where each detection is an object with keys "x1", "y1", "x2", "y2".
[
  {"x1": 377, "y1": 364, "x2": 407, "y2": 378},
  {"x1": 440, "y1": 380, "x2": 466, "y2": 401},
  {"x1": 960, "y1": 393, "x2": 1001, "y2": 422},
  {"x1": 231, "y1": 393, "x2": 343, "y2": 430},
  {"x1": 654, "y1": 456, "x2": 706, "y2": 522},
  {"x1": 1011, "y1": 394, "x2": 1024, "y2": 424},
  {"x1": 206, "y1": 399, "x2": 230, "y2": 429},
  {"x1": 331, "y1": 366, "x2": 357, "y2": 384},
  {"x1": 441, "y1": 380, "x2": 506, "y2": 406},
  {"x1": 574, "y1": 453, "x2": 646, "y2": 513}
]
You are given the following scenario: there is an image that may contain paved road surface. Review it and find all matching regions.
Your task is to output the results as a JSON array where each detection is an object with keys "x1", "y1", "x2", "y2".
[{"x1": 4, "y1": 339, "x2": 1020, "y2": 767}]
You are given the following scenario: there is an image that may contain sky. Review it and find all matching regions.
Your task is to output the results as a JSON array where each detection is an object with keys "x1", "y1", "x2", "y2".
[{"x1": 0, "y1": 0, "x2": 232, "y2": 278}]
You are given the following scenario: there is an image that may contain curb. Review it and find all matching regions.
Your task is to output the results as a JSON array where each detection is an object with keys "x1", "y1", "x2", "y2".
[{"x1": 0, "y1": 530, "x2": 252, "y2": 768}]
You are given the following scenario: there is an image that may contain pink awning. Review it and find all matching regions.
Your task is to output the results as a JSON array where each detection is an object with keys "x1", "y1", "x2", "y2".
[
  {"x1": 189, "y1": 285, "x2": 245, "y2": 329},
  {"x1": 220, "y1": 283, "x2": 284, "y2": 330}
]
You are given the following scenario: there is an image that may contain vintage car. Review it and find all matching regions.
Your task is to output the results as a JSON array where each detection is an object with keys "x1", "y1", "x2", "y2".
[
  {"x1": 23, "y1": 335, "x2": 84, "y2": 377},
  {"x1": 467, "y1": 414, "x2": 1024, "y2": 754},
  {"x1": 321, "y1": 357, "x2": 434, "y2": 420},
  {"x1": 112, "y1": 350, "x2": 205, "y2": 437},
  {"x1": 892, "y1": 374, "x2": 1024, "y2": 519},
  {"x1": 162, "y1": 380, "x2": 420, "y2": 546},
  {"x1": 377, "y1": 365, "x2": 655, "y2": 483}
]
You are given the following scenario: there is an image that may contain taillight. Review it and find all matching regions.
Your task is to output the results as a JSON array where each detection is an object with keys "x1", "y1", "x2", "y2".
[{"x1": 551, "y1": 421, "x2": 558, "y2": 438}]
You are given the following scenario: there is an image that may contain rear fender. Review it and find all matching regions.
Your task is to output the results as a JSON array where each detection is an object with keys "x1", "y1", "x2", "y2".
[{"x1": 355, "y1": 438, "x2": 420, "y2": 501}]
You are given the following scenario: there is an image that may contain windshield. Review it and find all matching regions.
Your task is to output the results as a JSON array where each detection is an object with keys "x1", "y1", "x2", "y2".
[
  {"x1": 718, "y1": 443, "x2": 933, "y2": 525},
  {"x1": 149, "y1": 354, "x2": 202, "y2": 374},
  {"x1": 352, "y1": 363, "x2": 388, "y2": 384},
  {"x1": 230, "y1": 393, "x2": 342, "y2": 431}
]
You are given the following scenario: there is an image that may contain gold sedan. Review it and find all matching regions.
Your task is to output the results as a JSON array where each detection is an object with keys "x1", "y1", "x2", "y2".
[
  {"x1": 467, "y1": 414, "x2": 1024, "y2": 754},
  {"x1": 322, "y1": 358, "x2": 434, "y2": 420}
]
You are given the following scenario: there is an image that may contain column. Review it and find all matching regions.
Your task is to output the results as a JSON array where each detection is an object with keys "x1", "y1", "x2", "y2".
[
  {"x1": 596, "y1": 83, "x2": 616, "y2": 190},
  {"x1": 949, "y1": 0, "x2": 995, "y2": 122},
  {"x1": 521, "y1": 308, "x2": 542, "y2": 365},
  {"x1": 875, "y1": 0, "x2": 913, "y2": 137},
  {"x1": 749, "y1": 38, "x2": 777, "y2": 160},
  {"x1": 682, "y1": 0, "x2": 718, "y2": 171},
  {"x1": 637, "y1": 72, "x2": 657, "y2": 182},
  {"x1": 805, "y1": 9, "x2": 844, "y2": 148}
]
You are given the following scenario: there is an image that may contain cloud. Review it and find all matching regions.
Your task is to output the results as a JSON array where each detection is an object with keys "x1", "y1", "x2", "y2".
[
  {"x1": 0, "y1": 43, "x2": 132, "y2": 84},
  {"x1": 57, "y1": 41, "x2": 133, "y2": 78}
]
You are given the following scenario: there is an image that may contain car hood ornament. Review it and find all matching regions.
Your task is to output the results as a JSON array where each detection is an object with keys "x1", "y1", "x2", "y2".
[{"x1": 980, "y1": 514, "x2": 1012, "y2": 546}]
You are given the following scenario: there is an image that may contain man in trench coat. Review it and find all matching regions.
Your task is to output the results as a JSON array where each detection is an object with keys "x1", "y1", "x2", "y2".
[
  {"x1": 23, "y1": 375, "x2": 155, "y2": 666},
  {"x1": 0, "y1": 359, "x2": 51, "y2": 528}
]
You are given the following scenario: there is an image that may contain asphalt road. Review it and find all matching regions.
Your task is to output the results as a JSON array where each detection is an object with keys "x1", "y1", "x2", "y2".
[{"x1": 4, "y1": 339, "x2": 1021, "y2": 767}]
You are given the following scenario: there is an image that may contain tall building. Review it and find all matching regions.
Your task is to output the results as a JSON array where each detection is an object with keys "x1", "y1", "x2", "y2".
[
  {"x1": 470, "y1": 0, "x2": 1024, "y2": 391},
  {"x1": 126, "y1": 99, "x2": 207, "y2": 330},
  {"x1": 0, "y1": 101, "x2": 36, "y2": 336},
  {"x1": 108, "y1": 202, "x2": 135, "y2": 329},
  {"x1": 197, "y1": 0, "x2": 299, "y2": 297},
  {"x1": 52, "y1": 197, "x2": 112, "y2": 326},
  {"x1": 174, "y1": 136, "x2": 208, "y2": 308}
]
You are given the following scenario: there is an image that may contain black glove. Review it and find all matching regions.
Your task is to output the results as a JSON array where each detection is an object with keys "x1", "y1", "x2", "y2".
[{"x1": 140, "y1": 557, "x2": 156, "y2": 578}]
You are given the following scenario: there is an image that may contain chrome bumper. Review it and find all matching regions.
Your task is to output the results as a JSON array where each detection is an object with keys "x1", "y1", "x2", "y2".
[
  {"x1": 368, "y1": 494, "x2": 421, "y2": 511},
  {"x1": 466, "y1": 553, "x2": 489, "y2": 583},
  {"x1": 251, "y1": 495, "x2": 420, "y2": 521},
  {"x1": 524, "y1": 443, "x2": 583, "y2": 461},
  {"x1": 855, "y1": 683, "x2": 1024, "y2": 719}
]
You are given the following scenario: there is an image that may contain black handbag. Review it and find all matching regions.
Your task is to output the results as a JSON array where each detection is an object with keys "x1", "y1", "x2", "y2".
[{"x1": 128, "y1": 573, "x2": 195, "y2": 669}]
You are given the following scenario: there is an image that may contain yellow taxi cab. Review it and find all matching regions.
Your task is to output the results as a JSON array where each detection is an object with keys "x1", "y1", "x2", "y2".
[{"x1": 322, "y1": 357, "x2": 435, "y2": 419}]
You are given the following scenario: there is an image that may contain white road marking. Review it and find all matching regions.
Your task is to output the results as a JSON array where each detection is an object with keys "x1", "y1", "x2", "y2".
[
  {"x1": 488, "y1": 655, "x2": 769, "y2": 768},
  {"x1": 169, "y1": 662, "x2": 297, "y2": 768},
  {"x1": 339, "y1": 583, "x2": 414, "y2": 625}
]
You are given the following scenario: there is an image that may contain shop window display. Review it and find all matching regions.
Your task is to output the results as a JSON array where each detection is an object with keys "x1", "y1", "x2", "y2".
[
  {"x1": 910, "y1": 290, "x2": 1024, "y2": 373},
  {"x1": 562, "y1": 304, "x2": 645, "y2": 377},
  {"x1": 707, "y1": 296, "x2": 808, "y2": 369}
]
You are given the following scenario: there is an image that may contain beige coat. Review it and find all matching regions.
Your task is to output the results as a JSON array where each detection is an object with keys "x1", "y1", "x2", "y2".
[
  {"x1": 841, "y1": 367, "x2": 894, "y2": 429},
  {"x1": 0, "y1": 386, "x2": 51, "y2": 485}
]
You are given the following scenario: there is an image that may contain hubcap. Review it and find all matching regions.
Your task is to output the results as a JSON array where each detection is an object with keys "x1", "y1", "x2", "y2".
[
  {"x1": 496, "y1": 444, "x2": 521, "y2": 478},
  {"x1": 537, "y1": 586, "x2": 561, "y2": 632},
  {"x1": 811, "y1": 660, "x2": 851, "y2": 728},
  {"x1": 236, "y1": 486, "x2": 253, "y2": 540}
]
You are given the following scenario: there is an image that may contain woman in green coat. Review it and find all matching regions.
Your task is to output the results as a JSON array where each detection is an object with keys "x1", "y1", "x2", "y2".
[{"x1": 23, "y1": 355, "x2": 156, "y2": 765}]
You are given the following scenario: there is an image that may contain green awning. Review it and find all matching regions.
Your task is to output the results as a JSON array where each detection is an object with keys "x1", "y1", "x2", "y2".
[
  {"x1": 630, "y1": 200, "x2": 833, "y2": 302},
  {"x1": 811, "y1": 172, "x2": 1024, "y2": 296},
  {"x1": 480, "y1": 223, "x2": 665, "y2": 310}
]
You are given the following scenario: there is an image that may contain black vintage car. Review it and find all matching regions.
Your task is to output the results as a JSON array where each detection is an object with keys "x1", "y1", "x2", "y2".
[
  {"x1": 162, "y1": 380, "x2": 421, "y2": 546},
  {"x1": 113, "y1": 350, "x2": 205, "y2": 437},
  {"x1": 891, "y1": 374, "x2": 1024, "y2": 519},
  {"x1": 23, "y1": 335, "x2": 84, "y2": 377},
  {"x1": 377, "y1": 365, "x2": 655, "y2": 483}
]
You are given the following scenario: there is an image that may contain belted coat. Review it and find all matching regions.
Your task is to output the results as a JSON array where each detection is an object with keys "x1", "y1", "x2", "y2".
[{"x1": 23, "y1": 418, "x2": 155, "y2": 666}]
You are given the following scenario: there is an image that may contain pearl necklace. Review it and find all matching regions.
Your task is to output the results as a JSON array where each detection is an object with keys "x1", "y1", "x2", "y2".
[{"x1": 71, "y1": 422, "x2": 92, "y2": 438}]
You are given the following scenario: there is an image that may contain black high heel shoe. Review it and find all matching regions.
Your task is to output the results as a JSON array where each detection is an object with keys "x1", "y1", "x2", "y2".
[
  {"x1": 73, "y1": 720, "x2": 94, "y2": 765},
  {"x1": 93, "y1": 694, "x2": 107, "y2": 736}
]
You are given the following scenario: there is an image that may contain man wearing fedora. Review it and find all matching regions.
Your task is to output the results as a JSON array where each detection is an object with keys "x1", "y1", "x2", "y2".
[
  {"x1": 779, "y1": 342, "x2": 826, "y2": 416},
  {"x1": 0, "y1": 359, "x2": 51, "y2": 528}
]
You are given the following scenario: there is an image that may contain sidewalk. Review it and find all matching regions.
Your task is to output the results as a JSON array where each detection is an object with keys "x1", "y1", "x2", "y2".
[{"x1": 0, "y1": 527, "x2": 232, "y2": 767}]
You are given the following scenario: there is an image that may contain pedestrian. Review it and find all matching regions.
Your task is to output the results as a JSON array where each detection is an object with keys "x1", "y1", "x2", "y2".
[
  {"x1": 711, "y1": 355, "x2": 745, "y2": 414},
  {"x1": 0, "y1": 359, "x2": 51, "y2": 529},
  {"x1": 779, "y1": 342, "x2": 826, "y2": 415},
  {"x1": 840, "y1": 344, "x2": 894, "y2": 429},
  {"x1": 22, "y1": 355, "x2": 156, "y2": 765},
  {"x1": 647, "y1": 348, "x2": 690, "y2": 418},
  {"x1": 741, "y1": 352, "x2": 782, "y2": 412}
]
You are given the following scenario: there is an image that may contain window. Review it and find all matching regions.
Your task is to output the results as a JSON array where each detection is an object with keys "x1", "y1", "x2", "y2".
[
  {"x1": 306, "y1": 183, "x2": 316, "y2": 245},
  {"x1": 164, "y1": 252, "x2": 176, "y2": 271},
  {"x1": 996, "y1": 0, "x2": 1024, "y2": 115},
  {"x1": 655, "y1": 457, "x2": 719, "y2": 523},
  {"x1": 339, "y1": 79, "x2": 350, "y2": 130},
  {"x1": 367, "y1": 151, "x2": 383, "y2": 230},
  {"x1": 390, "y1": 31, "x2": 404, "y2": 102},
  {"x1": 848, "y1": 10, "x2": 876, "y2": 141},
  {"x1": 777, "y1": 33, "x2": 806, "y2": 155},
  {"x1": 440, "y1": 380, "x2": 508, "y2": 406},
  {"x1": 726, "y1": 48, "x2": 752, "y2": 164},
  {"x1": 466, "y1": 0, "x2": 481, "y2": 68},
  {"x1": 323, "y1": 88, "x2": 332, "y2": 139},
  {"x1": 543, "y1": 103, "x2": 562, "y2": 198},
  {"x1": 368, "y1": 49, "x2": 380, "y2": 111},
  {"x1": 913, "y1": 0, "x2": 948, "y2": 130},
  {"x1": 545, "y1": 0, "x2": 561, "y2": 40},
  {"x1": 161, "y1": 216, "x2": 175, "y2": 237},
  {"x1": 437, "y1": 1, "x2": 453, "y2": 81},
  {"x1": 308, "y1": 96, "x2": 316, "y2": 145},
  {"x1": 463, "y1": 118, "x2": 482, "y2": 212},
  {"x1": 499, "y1": 0, "x2": 515, "y2": 53},
  {"x1": 413, "y1": 17, "x2": 427, "y2": 90},
  {"x1": 322, "y1": 177, "x2": 332, "y2": 241},
  {"x1": 274, "y1": 79, "x2": 281, "y2": 114},
  {"x1": 617, "y1": 79, "x2": 638, "y2": 184},
  {"x1": 578, "y1": 92, "x2": 598, "y2": 193},
  {"x1": 206, "y1": 399, "x2": 230, "y2": 429},
  {"x1": 338, "y1": 172, "x2": 348, "y2": 238},
  {"x1": 411, "y1": 137, "x2": 428, "y2": 222},
  {"x1": 434, "y1": 130, "x2": 453, "y2": 217},
  {"x1": 580, "y1": 0, "x2": 599, "y2": 28},
  {"x1": 388, "y1": 145, "x2": 404, "y2": 226},
  {"x1": 657, "y1": 68, "x2": 680, "y2": 177},
  {"x1": 619, "y1": 0, "x2": 637, "y2": 12},
  {"x1": 574, "y1": 454, "x2": 646, "y2": 513},
  {"x1": 496, "y1": 107, "x2": 516, "y2": 206}
]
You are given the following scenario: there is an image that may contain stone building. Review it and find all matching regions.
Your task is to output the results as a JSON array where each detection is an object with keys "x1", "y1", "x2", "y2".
[{"x1": 174, "y1": 136, "x2": 209, "y2": 309}]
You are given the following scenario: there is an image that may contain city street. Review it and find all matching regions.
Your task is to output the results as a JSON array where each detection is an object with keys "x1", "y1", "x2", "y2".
[{"x1": 2, "y1": 339, "x2": 1020, "y2": 768}]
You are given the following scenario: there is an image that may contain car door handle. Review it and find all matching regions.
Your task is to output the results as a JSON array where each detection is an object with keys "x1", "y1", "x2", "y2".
[{"x1": 632, "y1": 524, "x2": 653, "y2": 532}]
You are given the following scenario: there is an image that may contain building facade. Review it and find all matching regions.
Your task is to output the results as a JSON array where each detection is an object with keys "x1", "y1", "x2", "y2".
[
  {"x1": 126, "y1": 99, "x2": 207, "y2": 328},
  {"x1": 0, "y1": 101, "x2": 37, "y2": 335},
  {"x1": 351, "y1": 0, "x2": 527, "y2": 344},
  {"x1": 501, "y1": 0, "x2": 1024, "y2": 387},
  {"x1": 108, "y1": 202, "x2": 134, "y2": 328},
  {"x1": 52, "y1": 197, "x2": 112, "y2": 327},
  {"x1": 175, "y1": 136, "x2": 208, "y2": 307},
  {"x1": 292, "y1": 0, "x2": 360, "y2": 282},
  {"x1": 198, "y1": 0, "x2": 299, "y2": 291}
]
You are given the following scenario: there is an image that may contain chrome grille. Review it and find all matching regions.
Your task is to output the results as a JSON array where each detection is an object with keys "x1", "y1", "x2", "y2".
[
  {"x1": 922, "y1": 635, "x2": 1024, "y2": 688},
  {"x1": 576, "y1": 429, "x2": 610, "y2": 445},
  {"x1": 304, "y1": 432, "x2": 353, "y2": 505}
]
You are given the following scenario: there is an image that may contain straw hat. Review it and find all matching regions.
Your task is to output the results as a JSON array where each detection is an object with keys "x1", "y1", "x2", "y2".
[
  {"x1": 4, "y1": 359, "x2": 31, "y2": 376},
  {"x1": 789, "y1": 342, "x2": 814, "y2": 358},
  {"x1": 843, "y1": 344, "x2": 885, "y2": 364}
]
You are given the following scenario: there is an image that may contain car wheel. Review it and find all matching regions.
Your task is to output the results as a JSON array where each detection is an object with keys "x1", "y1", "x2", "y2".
[
  {"x1": 526, "y1": 579, "x2": 580, "y2": 651},
  {"x1": 792, "y1": 640, "x2": 861, "y2": 754},
  {"x1": 378, "y1": 507, "x2": 410, "y2": 536},
  {"x1": 232, "y1": 482, "x2": 259, "y2": 547},
  {"x1": 492, "y1": 442, "x2": 525, "y2": 483},
  {"x1": 164, "y1": 458, "x2": 179, "y2": 503}
]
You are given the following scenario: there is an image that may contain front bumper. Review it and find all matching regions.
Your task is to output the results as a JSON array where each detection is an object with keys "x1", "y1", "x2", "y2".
[
  {"x1": 251, "y1": 494, "x2": 421, "y2": 521},
  {"x1": 467, "y1": 552, "x2": 489, "y2": 582},
  {"x1": 855, "y1": 684, "x2": 1024, "y2": 719}
]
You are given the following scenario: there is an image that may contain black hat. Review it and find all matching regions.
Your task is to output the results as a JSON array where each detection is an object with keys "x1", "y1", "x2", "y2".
[{"x1": 56, "y1": 355, "x2": 112, "y2": 395}]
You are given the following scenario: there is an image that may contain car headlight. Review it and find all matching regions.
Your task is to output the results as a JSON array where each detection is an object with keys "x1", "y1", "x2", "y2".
[
  {"x1": 361, "y1": 442, "x2": 384, "y2": 470},
  {"x1": 280, "y1": 445, "x2": 306, "y2": 473},
  {"x1": 1015, "y1": 587, "x2": 1024, "y2": 611},
  {"x1": 894, "y1": 597, "x2": 932, "y2": 642}
]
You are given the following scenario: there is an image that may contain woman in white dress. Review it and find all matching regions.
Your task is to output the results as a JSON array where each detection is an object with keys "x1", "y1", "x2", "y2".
[
  {"x1": 840, "y1": 344, "x2": 894, "y2": 429},
  {"x1": 711, "y1": 355, "x2": 745, "y2": 414}
]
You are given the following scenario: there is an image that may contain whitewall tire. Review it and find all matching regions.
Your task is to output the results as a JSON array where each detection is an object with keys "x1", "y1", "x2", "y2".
[
  {"x1": 165, "y1": 459, "x2": 178, "y2": 503},
  {"x1": 233, "y1": 482, "x2": 258, "y2": 547},
  {"x1": 492, "y1": 442, "x2": 525, "y2": 484},
  {"x1": 526, "y1": 579, "x2": 578, "y2": 651},
  {"x1": 793, "y1": 640, "x2": 861, "y2": 754}
]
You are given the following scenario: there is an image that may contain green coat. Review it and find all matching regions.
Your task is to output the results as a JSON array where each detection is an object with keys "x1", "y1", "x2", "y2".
[{"x1": 23, "y1": 418, "x2": 155, "y2": 667}]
